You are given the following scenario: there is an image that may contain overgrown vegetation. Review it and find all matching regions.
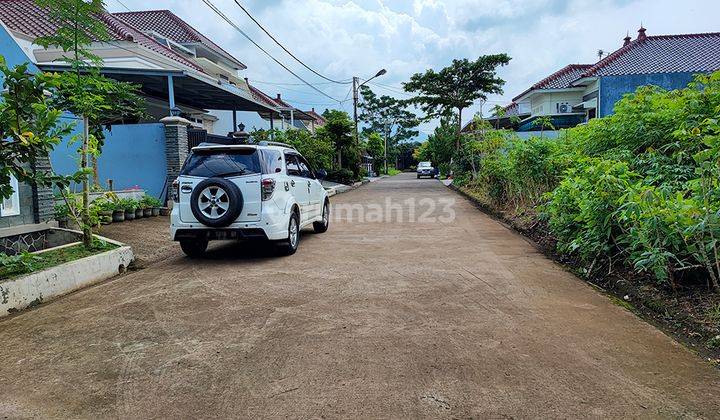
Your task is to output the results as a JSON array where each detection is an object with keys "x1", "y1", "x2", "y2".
[{"x1": 431, "y1": 72, "x2": 720, "y2": 293}]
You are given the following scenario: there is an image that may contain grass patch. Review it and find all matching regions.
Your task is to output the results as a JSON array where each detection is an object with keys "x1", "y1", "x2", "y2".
[
  {"x1": 0, "y1": 239, "x2": 117, "y2": 280},
  {"x1": 384, "y1": 168, "x2": 402, "y2": 176}
]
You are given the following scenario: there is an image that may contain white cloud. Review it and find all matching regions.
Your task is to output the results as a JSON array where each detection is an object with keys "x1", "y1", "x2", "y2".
[{"x1": 107, "y1": 0, "x2": 720, "y2": 138}]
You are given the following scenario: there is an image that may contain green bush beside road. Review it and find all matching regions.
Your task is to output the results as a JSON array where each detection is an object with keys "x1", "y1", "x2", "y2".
[{"x1": 442, "y1": 71, "x2": 720, "y2": 292}]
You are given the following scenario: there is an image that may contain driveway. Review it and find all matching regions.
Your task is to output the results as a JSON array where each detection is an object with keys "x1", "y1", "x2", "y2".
[{"x1": 0, "y1": 173, "x2": 718, "y2": 418}]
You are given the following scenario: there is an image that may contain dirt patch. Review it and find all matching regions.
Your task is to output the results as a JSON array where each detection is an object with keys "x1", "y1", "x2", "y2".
[
  {"x1": 452, "y1": 184, "x2": 720, "y2": 365},
  {"x1": 98, "y1": 216, "x2": 179, "y2": 268}
]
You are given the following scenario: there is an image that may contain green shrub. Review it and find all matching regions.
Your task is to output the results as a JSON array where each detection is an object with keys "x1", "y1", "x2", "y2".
[
  {"x1": 140, "y1": 195, "x2": 162, "y2": 208},
  {"x1": 543, "y1": 158, "x2": 638, "y2": 262},
  {"x1": 0, "y1": 252, "x2": 42, "y2": 275},
  {"x1": 326, "y1": 168, "x2": 355, "y2": 184},
  {"x1": 119, "y1": 198, "x2": 138, "y2": 211}
]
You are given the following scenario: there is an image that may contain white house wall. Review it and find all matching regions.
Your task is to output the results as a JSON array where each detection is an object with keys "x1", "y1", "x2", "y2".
[{"x1": 530, "y1": 91, "x2": 585, "y2": 115}]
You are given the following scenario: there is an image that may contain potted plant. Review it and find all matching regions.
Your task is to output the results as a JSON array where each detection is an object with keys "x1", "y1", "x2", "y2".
[
  {"x1": 143, "y1": 195, "x2": 162, "y2": 216},
  {"x1": 141, "y1": 196, "x2": 153, "y2": 217},
  {"x1": 54, "y1": 203, "x2": 70, "y2": 228},
  {"x1": 92, "y1": 197, "x2": 114, "y2": 225},
  {"x1": 122, "y1": 198, "x2": 137, "y2": 221},
  {"x1": 112, "y1": 200, "x2": 125, "y2": 222},
  {"x1": 135, "y1": 204, "x2": 144, "y2": 219},
  {"x1": 160, "y1": 202, "x2": 171, "y2": 216}
]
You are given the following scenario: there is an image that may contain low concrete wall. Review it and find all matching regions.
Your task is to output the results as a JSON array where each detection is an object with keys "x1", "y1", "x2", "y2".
[{"x1": 0, "y1": 234, "x2": 134, "y2": 317}]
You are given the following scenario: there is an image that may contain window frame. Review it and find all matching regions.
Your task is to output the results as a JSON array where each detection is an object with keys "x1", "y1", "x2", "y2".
[
  {"x1": 296, "y1": 155, "x2": 316, "y2": 179},
  {"x1": 0, "y1": 175, "x2": 21, "y2": 217},
  {"x1": 284, "y1": 153, "x2": 302, "y2": 177}
]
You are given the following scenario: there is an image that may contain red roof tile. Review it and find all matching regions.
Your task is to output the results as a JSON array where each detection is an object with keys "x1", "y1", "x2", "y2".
[
  {"x1": 581, "y1": 31, "x2": 720, "y2": 77},
  {"x1": 113, "y1": 10, "x2": 246, "y2": 70},
  {"x1": 0, "y1": 0, "x2": 203, "y2": 72},
  {"x1": 512, "y1": 64, "x2": 592, "y2": 102},
  {"x1": 246, "y1": 82, "x2": 281, "y2": 109}
]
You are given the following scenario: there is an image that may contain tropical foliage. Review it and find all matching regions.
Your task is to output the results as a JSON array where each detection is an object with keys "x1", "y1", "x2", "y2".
[
  {"x1": 0, "y1": 58, "x2": 75, "y2": 200},
  {"x1": 404, "y1": 55, "x2": 511, "y2": 144}
]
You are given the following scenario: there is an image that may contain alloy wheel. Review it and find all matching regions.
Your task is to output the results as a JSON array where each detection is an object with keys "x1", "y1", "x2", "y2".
[{"x1": 198, "y1": 186, "x2": 229, "y2": 219}]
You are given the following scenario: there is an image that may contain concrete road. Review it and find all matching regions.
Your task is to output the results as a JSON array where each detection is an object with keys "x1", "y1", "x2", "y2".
[{"x1": 1, "y1": 173, "x2": 718, "y2": 418}]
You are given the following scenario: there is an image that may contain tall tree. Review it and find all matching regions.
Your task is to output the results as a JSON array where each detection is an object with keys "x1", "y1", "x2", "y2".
[
  {"x1": 403, "y1": 55, "x2": 511, "y2": 149},
  {"x1": 358, "y1": 86, "x2": 419, "y2": 174},
  {"x1": 318, "y1": 110, "x2": 357, "y2": 173},
  {"x1": 36, "y1": 0, "x2": 144, "y2": 247},
  {"x1": 0, "y1": 59, "x2": 74, "y2": 200},
  {"x1": 364, "y1": 132, "x2": 385, "y2": 173}
]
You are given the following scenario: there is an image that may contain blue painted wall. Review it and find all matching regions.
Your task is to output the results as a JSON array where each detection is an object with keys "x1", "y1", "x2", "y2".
[
  {"x1": 50, "y1": 122, "x2": 167, "y2": 198},
  {"x1": 598, "y1": 72, "x2": 697, "y2": 117}
]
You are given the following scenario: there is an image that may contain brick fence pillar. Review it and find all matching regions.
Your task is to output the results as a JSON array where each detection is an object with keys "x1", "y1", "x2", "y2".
[
  {"x1": 32, "y1": 155, "x2": 54, "y2": 223},
  {"x1": 160, "y1": 116, "x2": 192, "y2": 205}
]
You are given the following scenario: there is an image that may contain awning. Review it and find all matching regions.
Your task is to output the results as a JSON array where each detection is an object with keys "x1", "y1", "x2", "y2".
[{"x1": 38, "y1": 65, "x2": 278, "y2": 113}]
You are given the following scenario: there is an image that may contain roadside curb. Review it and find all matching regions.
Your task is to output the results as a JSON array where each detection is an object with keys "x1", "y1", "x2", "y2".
[{"x1": 325, "y1": 176, "x2": 384, "y2": 197}]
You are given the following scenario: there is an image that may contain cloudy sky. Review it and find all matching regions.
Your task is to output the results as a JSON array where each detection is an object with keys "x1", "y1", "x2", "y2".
[{"x1": 107, "y1": 0, "x2": 718, "y2": 138}]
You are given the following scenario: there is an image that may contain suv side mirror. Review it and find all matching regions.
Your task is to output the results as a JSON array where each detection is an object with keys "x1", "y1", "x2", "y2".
[{"x1": 316, "y1": 169, "x2": 327, "y2": 180}]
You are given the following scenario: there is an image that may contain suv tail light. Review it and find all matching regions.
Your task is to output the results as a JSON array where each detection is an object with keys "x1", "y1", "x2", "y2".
[
  {"x1": 261, "y1": 178, "x2": 276, "y2": 201},
  {"x1": 172, "y1": 179, "x2": 179, "y2": 202}
]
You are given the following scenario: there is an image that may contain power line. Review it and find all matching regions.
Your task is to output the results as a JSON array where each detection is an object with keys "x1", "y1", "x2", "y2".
[
  {"x1": 282, "y1": 98, "x2": 350, "y2": 107},
  {"x1": 251, "y1": 79, "x2": 343, "y2": 87},
  {"x1": 366, "y1": 82, "x2": 413, "y2": 97},
  {"x1": 200, "y1": 0, "x2": 342, "y2": 103},
  {"x1": 113, "y1": 0, "x2": 132, "y2": 12},
  {"x1": 231, "y1": 0, "x2": 351, "y2": 85}
]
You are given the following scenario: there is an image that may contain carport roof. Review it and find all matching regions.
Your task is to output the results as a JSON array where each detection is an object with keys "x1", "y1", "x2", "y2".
[{"x1": 39, "y1": 65, "x2": 278, "y2": 112}]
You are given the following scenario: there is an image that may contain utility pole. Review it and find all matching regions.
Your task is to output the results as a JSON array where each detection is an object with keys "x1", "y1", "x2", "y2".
[
  {"x1": 352, "y1": 76, "x2": 360, "y2": 169},
  {"x1": 384, "y1": 123, "x2": 388, "y2": 175},
  {"x1": 352, "y1": 69, "x2": 387, "y2": 175}
]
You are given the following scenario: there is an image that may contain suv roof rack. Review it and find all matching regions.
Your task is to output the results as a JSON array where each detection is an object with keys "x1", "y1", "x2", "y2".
[{"x1": 258, "y1": 140, "x2": 296, "y2": 150}]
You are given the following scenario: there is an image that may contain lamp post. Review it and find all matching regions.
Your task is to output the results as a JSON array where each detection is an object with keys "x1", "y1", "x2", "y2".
[{"x1": 353, "y1": 69, "x2": 386, "y2": 173}]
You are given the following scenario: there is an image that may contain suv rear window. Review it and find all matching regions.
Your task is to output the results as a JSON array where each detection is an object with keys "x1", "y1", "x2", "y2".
[{"x1": 181, "y1": 149, "x2": 261, "y2": 177}]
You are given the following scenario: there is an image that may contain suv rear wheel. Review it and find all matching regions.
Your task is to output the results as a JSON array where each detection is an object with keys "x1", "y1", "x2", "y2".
[
  {"x1": 180, "y1": 239, "x2": 208, "y2": 258},
  {"x1": 278, "y1": 211, "x2": 299, "y2": 256}
]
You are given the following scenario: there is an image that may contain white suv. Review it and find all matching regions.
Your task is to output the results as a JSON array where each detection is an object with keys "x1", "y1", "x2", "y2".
[{"x1": 170, "y1": 141, "x2": 330, "y2": 257}]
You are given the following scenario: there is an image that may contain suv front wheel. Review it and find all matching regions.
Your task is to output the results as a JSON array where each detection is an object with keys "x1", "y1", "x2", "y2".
[
  {"x1": 313, "y1": 200, "x2": 329, "y2": 233},
  {"x1": 180, "y1": 239, "x2": 208, "y2": 258}
]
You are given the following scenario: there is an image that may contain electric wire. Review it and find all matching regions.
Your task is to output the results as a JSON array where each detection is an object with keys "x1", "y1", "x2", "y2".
[
  {"x1": 200, "y1": 0, "x2": 342, "y2": 103},
  {"x1": 113, "y1": 0, "x2": 132, "y2": 12},
  {"x1": 231, "y1": 0, "x2": 351, "y2": 85}
]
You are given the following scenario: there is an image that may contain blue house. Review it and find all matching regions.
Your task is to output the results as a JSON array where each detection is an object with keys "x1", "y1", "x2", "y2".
[
  {"x1": 571, "y1": 27, "x2": 720, "y2": 117},
  {"x1": 475, "y1": 27, "x2": 720, "y2": 135}
]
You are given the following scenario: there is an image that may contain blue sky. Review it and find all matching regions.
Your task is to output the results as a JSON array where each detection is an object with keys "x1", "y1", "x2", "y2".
[{"x1": 107, "y1": 0, "x2": 719, "y2": 139}]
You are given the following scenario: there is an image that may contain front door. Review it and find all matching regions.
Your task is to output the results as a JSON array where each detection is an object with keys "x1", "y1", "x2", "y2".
[{"x1": 297, "y1": 155, "x2": 322, "y2": 220}]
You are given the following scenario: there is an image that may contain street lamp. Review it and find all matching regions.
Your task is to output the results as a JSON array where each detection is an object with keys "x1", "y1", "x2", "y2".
[{"x1": 353, "y1": 69, "x2": 387, "y2": 174}]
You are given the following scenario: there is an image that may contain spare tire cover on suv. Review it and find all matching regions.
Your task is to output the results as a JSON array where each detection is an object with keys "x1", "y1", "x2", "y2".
[{"x1": 190, "y1": 177, "x2": 243, "y2": 227}]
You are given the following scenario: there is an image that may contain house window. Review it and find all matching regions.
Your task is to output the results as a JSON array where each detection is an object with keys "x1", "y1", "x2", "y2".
[{"x1": 0, "y1": 175, "x2": 20, "y2": 217}]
